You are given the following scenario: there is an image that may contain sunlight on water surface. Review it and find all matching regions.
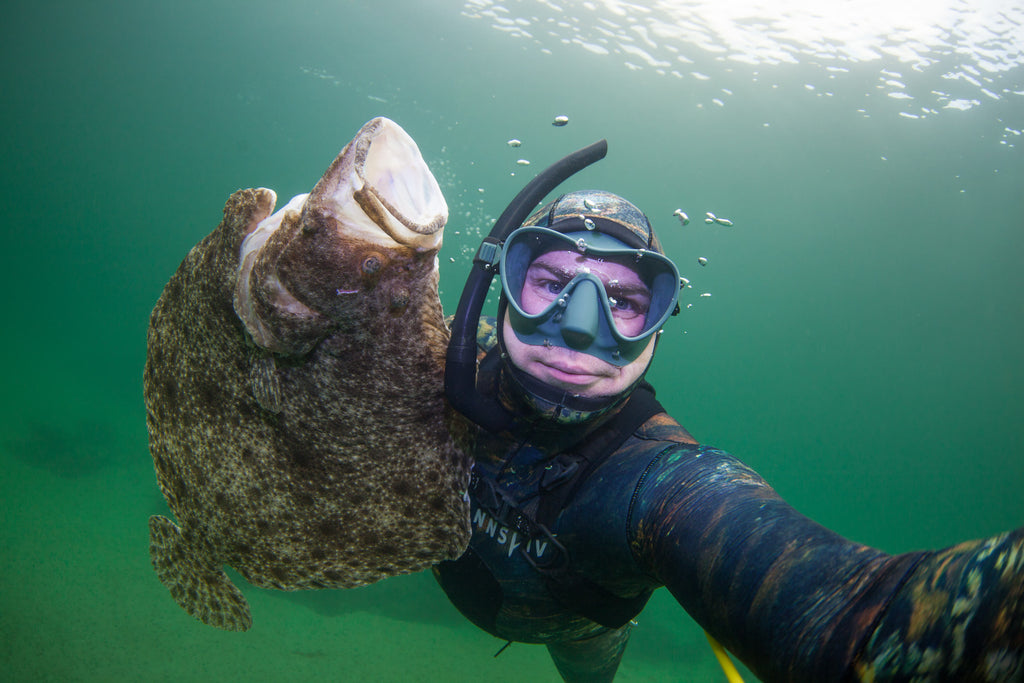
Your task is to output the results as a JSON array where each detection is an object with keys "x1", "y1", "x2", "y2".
[{"x1": 464, "y1": 0, "x2": 1024, "y2": 129}]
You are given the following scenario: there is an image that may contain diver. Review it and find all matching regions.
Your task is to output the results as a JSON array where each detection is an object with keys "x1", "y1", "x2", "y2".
[{"x1": 434, "y1": 142, "x2": 1024, "y2": 682}]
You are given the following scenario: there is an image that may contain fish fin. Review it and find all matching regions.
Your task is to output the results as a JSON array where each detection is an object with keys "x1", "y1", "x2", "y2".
[
  {"x1": 223, "y1": 187, "x2": 277, "y2": 237},
  {"x1": 250, "y1": 354, "x2": 283, "y2": 414},
  {"x1": 148, "y1": 515, "x2": 253, "y2": 631}
]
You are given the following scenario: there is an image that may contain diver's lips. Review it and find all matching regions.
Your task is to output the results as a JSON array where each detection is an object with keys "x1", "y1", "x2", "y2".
[{"x1": 537, "y1": 361, "x2": 610, "y2": 386}]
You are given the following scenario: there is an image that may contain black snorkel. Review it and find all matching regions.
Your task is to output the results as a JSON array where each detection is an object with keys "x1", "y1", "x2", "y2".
[{"x1": 444, "y1": 139, "x2": 609, "y2": 433}]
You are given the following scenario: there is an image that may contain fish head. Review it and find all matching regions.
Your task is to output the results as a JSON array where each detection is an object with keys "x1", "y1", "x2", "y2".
[{"x1": 234, "y1": 118, "x2": 449, "y2": 354}]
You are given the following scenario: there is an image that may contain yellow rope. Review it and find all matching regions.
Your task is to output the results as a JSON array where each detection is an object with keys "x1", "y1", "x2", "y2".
[{"x1": 705, "y1": 631, "x2": 745, "y2": 683}]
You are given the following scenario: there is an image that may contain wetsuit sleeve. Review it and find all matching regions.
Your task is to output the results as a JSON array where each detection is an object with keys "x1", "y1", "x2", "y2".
[
  {"x1": 627, "y1": 445, "x2": 1024, "y2": 682},
  {"x1": 850, "y1": 531, "x2": 1024, "y2": 681}
]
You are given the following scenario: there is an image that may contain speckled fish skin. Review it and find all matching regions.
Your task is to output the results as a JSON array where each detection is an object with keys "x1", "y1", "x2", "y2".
[{"x1": 144, "y1": 117, "x2": 472, "y2": 632}]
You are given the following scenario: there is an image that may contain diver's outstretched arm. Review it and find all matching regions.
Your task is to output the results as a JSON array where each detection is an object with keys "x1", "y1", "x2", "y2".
[
  {"x1": 848, "y1": 530, "x2": 1024, "y2": 681},
  {"x1": 628, "y1": 444, "x2": 1024, "y2": 682}
]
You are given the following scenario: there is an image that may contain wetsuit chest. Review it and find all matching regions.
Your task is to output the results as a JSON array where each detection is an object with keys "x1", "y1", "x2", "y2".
[
  {"x1": 435, "y1": 389, "x2": 668, "y2": 642},
  {"x1": 468, "y1": 433, "x2": 577, "y2": 575}
]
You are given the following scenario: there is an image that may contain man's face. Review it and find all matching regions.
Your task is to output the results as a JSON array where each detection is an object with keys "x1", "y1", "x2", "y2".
[{"x1": 503, "y1": 248, "x2": 657, "y2": 398}]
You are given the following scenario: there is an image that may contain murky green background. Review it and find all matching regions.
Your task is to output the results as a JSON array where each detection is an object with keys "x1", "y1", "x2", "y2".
[{"x1": 2, "y1": 1, "x2": 1021, "y2": 680}]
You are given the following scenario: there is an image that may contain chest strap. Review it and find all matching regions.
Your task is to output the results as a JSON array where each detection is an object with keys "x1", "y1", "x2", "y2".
[
  {"x1": 473, "y1": 384, "x2": 666, "y2": 628},
  {"x1": 535, "y1": 383, "x2": 664, "y2": 529}
]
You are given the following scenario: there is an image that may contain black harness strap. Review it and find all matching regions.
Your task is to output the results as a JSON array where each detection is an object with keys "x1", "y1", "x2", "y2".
[
  {"x1": 533, "y1": 384, "x2": 664, "y2": 628},
  {"x1": 471, "y1": 383, "x2": 667, "y2": 628},
  {"x1": 534, "y1": 383, "x2": 664, "y2": 527}
]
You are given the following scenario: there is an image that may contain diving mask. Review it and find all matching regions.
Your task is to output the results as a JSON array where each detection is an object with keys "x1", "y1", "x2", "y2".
[{"x1": 500, "y1": 226, "x2": 681, "y2": 366}]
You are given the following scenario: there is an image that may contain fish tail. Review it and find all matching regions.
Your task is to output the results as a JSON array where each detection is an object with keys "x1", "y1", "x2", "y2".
[{"x1": 148, "y1": 515, "x2": 252, "y2": 631}]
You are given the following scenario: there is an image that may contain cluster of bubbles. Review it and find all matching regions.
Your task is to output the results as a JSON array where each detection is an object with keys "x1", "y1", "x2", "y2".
[
  {"x1": 434, "y1": 114, "x2": 579, "y2": 294},
  {"x1": 670, "y1": 209, "x2": 735, "y2": 308},
  {"x1": 504, "y1": 115, "x2": 570, "y2": 169},
  {"x1": 462, "y1": 0, "x2": 1024, "y2": 130}
]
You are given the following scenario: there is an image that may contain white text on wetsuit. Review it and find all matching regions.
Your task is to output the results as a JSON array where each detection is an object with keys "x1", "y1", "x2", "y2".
[{"x1": 472, "y1": 508, "x2": 549, "y2": 560}]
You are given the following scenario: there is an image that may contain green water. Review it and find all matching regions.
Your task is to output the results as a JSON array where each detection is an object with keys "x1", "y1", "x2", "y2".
[{"x1": 2, "y1": 1, "x2": 1021, "y2": 680}]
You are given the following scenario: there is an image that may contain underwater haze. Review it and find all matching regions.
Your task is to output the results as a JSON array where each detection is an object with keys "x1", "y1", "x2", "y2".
[{"x1": 2, "y1": 0, "x2": 1022, "y2": 680}]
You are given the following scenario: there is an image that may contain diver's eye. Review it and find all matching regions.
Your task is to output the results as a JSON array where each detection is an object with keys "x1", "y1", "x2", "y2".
[
  {"x1": 544, "y1": 280, "x2": 565, "y2": 295},
  {"x1": 605, "y1": 280, "x2": 651, "y2": 317},
  {"x1": 520, "y1": 265, "x2": 576, "y2": 314},
  {"x1": 523, "y1": 266, "x2": 571, "y2": 301},
  {"x1": 608, "y1": 295, "x2": 648, "y2": 317}
]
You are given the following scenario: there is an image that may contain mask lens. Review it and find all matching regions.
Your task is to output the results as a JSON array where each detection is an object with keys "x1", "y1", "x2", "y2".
[{"x1": 520, "y1": 255, "x2": 652, "y2": 337}]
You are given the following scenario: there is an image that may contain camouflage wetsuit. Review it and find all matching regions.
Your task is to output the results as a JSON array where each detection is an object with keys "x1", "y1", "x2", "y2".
[{"x1": 434, "y1": 320, "x2": 1024, "y2": 682}]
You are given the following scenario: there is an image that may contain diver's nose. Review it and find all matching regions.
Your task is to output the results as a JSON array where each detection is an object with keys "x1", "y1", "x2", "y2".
[{"x1": 560, "y1": 279, "x2": 600, "y2": 350}]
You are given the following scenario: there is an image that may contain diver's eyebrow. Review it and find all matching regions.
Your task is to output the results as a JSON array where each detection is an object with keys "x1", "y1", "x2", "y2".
[
  {"x1": 528, "y1": 261, "x2": 650, "y2": 295},
  {"x1": 527, "y1": 261, "x2": 577, "y2": 281},
  {"x1": 605, "y1": 280, "x2": 651, "y2": 297}
]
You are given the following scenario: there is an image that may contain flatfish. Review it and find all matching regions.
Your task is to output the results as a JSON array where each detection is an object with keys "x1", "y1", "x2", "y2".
[{"x1": 144, "y1": 117, "x2": 471, "y2": 631}]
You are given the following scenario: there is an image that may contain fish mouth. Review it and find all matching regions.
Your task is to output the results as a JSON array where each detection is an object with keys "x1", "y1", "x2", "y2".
[{"x1": 304, "y1": 117, "x2": 448, "y2": 252}]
